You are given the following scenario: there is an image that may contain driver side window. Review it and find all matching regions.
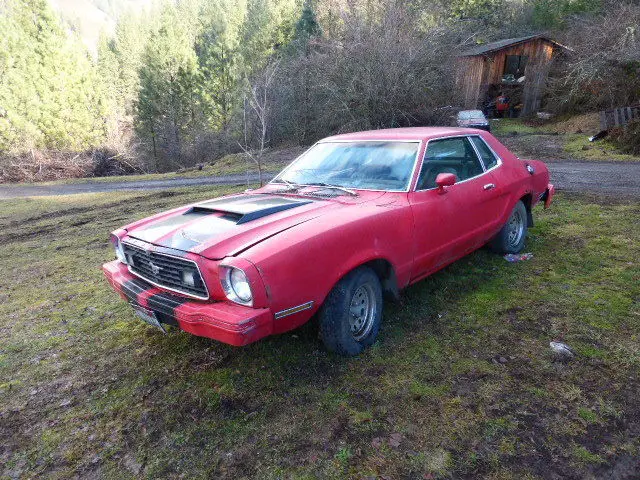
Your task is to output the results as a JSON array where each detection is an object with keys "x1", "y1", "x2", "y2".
[{"x1": 416, "y1": 137, "x2": 485, "y2": 190}]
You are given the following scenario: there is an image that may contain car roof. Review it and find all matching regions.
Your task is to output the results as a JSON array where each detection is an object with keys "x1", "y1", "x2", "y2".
[
  {"x1": 457, "y1": 110, "x2": 485, "y2": 117},
  {"x1": 321, "y1": 127, "x2": 487, "y2": 142}
]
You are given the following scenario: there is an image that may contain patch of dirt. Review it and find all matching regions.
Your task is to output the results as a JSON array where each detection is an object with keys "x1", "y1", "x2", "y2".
[
  {"x1": 0, "y1": 225, "x2": 58, "y2": 244},
  {"x1": 499, "y1": 305, "x2": 556, "y2": 336},
  {"x1": 0, "y1": 206, "x2": 90, "y2": 228},
  {"x1": 594, "y1": 454, "x2": 640, "y2": 480},
  {"x1": 499, "y1": 134, "x2": 569, "y2": 161},
  {"x1": 0, "y1": 192, "x2": 172, "y2": 228}
]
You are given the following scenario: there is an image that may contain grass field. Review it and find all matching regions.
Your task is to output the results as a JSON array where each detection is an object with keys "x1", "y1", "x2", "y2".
[
  {"x1": 1, "y1": 187, "x2": 639, "y2": 479},
  {"x1": 492, "y1": 118, "x2": 640, "y2": 163}
]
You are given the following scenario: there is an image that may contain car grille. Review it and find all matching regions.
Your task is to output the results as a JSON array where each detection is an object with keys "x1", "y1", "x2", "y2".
[{"x1": 122, "y1": 241, "x2": 209, "y2": 299}]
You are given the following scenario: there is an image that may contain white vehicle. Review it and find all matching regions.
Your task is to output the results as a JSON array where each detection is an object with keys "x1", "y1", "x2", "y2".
[{"x1": 456, "y1": 110, "x2": 491, "y2": 132}]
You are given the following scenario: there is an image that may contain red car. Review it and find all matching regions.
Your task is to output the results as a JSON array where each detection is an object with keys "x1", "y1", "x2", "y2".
[{"x1": 103, "y1": 127, "x2": 554, "y2": 356}]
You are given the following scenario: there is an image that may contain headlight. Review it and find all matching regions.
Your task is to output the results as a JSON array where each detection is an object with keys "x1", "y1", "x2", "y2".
[
  {"x1": 110, "y1": 234, "x2": 127, "y2": 264},
  {"x1": 220, "y1": 266, "x2": 253, "y2": 306}
]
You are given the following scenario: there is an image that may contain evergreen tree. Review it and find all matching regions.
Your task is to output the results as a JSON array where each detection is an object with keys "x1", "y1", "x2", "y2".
[
  {"x1": 288, "y1": 1, "x2": 321, "y2": 142},
  {"x1": 136, "y1": 4, "x2": 200, "y2": 168},
  {"x1": 295, "y1": 1, "x2": 321, "y2": 43},
  {"x1": 239, "y1": 0, "x2": 298, "y2": 74},
  {"x1": 530, "y1": 0, "x2": 601, "y2": 29},
  {"x1": 110, "y1": 13, "x2": 149, "y2": 117},
  {"x1": 0, "y1": 0, "x2": 104, "y2": 151},
  {"x1": 196, "y1": 0, "x2": 247, "y2": 131}
]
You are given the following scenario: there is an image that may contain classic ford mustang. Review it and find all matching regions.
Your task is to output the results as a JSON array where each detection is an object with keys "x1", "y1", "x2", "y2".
[{"x1": 103, "y1": 127, "x2": 554, "y2": 356}]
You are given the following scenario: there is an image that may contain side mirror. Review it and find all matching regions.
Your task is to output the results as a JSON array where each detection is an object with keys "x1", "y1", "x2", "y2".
[{"x1": 435, "y1": 173, "x2": 457, "y2": 193}]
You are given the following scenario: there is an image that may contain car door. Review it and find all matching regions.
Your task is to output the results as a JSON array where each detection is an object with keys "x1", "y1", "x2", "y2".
[
  {"x1": 467, "y1": 134, "x2": 511, "y2": 235},
  {"x1": 408, "y1": 135, "x2": 502, "y2": 280}
]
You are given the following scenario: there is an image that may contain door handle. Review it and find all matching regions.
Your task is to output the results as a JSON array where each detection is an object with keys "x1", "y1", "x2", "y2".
[{"x1": 483, "y1": 183, "x2": 496, "y2": 190}]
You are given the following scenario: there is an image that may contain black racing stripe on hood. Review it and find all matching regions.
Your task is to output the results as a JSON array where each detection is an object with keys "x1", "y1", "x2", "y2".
[{"x1": 192, "y1": 195, "x2": 313, "y2": 224}]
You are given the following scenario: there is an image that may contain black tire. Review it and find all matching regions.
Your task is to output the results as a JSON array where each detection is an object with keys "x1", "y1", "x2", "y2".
[
  {"x1": 489, "y1": 200, "x2": 528, "y2": 254},
  {"x1": 318, "y1": 266, "x2": 383, "y2": 356}
]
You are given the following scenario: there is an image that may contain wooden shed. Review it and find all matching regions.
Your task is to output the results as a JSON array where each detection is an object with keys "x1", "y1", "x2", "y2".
[{"x1": 457, "y1": 35, "x2": 570, "y2": 116}]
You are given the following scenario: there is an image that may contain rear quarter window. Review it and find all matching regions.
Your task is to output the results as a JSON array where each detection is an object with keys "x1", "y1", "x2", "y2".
[{"x1": 470, "y1": 136, "x2": 498, "y2": 170}]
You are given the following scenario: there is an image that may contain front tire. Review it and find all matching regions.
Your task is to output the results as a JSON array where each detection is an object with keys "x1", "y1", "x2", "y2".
[
  {"x1": 489, "y1": 200, "x2": 528, "y2": 254},
  {"x1": 318, "y1": 266, "x2": 383, "y2": 356}
]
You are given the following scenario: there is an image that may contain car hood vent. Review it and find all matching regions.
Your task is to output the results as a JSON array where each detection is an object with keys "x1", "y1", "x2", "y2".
[{"x1": 190, "y1": 194, "x2": 313, "y2": 225}]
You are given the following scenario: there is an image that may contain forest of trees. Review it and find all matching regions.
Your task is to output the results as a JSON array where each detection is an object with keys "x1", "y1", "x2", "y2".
[{"x1": 0, "y1": 0, "x2": 639, "y2": 179}]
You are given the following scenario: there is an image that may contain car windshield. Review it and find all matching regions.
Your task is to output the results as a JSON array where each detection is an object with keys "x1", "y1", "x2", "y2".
[
  {"x1": 273, "y1": 141, "x2": 420, "y2": 191},
  {"x1": 458, "y1": 110, "x2": 485, "y2": 120}
]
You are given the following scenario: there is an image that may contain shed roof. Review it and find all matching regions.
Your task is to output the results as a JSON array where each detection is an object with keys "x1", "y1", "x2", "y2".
[{"x1": 459, "y1": 34, "x2": 571, "y2": 57}]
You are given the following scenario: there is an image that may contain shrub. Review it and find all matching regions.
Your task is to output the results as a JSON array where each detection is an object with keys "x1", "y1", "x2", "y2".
[{"x1": 609, "y1": 120, "x2": 640, "y2": 155}]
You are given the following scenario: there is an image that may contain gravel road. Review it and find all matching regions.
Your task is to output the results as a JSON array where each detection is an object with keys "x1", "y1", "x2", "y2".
[
  {"x1": 0, "y1": 173, "x2": 275, "y2": 199},
  {"x1": 547, "y1": 161, "x2": 640, "y2": 196},
  {"x1": 0, "y1": 161, "x2": 639, "y2": 199}
]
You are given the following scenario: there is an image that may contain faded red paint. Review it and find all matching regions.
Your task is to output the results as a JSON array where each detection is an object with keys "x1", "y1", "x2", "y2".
[{"x1": 103, "y1": 127, "x2": 553, "y2": 346}]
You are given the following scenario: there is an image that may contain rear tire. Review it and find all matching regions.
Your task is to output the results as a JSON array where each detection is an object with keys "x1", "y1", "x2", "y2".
[
  {"x1": 489, "y1": 200, "x2": 528, "y2": 254},
  {"x1": 318, "y1": 266, "x2": 383, "y2": 356}
]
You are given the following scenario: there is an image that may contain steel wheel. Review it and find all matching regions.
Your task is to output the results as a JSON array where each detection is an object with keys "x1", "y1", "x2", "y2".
[
  {"x1": 319, "y1": 266, "x2": 383, "y2": 356},
  {"x1": 507, "y1": 208, "x2": 525, "y2": 248},
  {"x1": 349, "y1": 283, "x2": 376, "y2": 341}
]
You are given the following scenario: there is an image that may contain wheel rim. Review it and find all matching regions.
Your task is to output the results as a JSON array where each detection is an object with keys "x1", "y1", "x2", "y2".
[
  {"x1": 348, "y1": 283, "x2": 376, "y2": 341},
  {"x1": 507, "y1": 209, "x2": 525, "y2": 247}
]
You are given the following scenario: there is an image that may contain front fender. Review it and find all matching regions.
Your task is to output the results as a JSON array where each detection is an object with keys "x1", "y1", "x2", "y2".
[{"x1": 241, "y1": 203, "x2": 414, "y2": 333}]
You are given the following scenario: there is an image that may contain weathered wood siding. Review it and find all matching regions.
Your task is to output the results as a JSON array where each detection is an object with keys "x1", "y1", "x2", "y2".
[
  {"x1": 457, "y1": 38, "x2": 557, "y2": 114},
  {"x1": 520, "y1": 40, "x2": 554, "y2": 114},
  {"x1": 457, "y1": 56, "x2": 485, "y2": 109}
]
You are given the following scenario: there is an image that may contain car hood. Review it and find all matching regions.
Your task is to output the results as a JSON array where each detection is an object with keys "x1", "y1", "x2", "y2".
[{"x1": 124, "y1": 191, "x2": 382, "y2": 259}]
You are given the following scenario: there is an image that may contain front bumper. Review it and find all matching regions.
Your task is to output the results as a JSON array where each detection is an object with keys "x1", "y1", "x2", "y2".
[{"x1": 103, "y1": 260, "x2": 273, "y2": 346}]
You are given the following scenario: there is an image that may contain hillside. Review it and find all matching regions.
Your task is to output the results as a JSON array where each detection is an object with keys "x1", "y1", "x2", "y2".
[
  {"x1": 1, "y1": 0, "x2": 638, "y2": 180},
  {"x1": 49, "y1": 0, "x2": 151, "y2": 54}
]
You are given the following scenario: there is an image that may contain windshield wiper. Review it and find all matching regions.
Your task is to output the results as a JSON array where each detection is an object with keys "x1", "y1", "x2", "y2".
[
  {"x1": 305, "y1": 182, "x2": 358, "y2": 197},
  {"x1": 271, "y1": 178, "x2": 300, "y2": 191}
]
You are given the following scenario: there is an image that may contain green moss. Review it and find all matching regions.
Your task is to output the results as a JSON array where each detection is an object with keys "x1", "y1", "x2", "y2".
[
  {"x1": 575, "y1": 344, "x2": 605, "y2": 359},
  {"x1": 564, "y1": 135, "x2": 640, "y2": 162},
  {"x1": 410, "y1": 448, "x2": 454, "y2": 476},
  {"x1": 578, "y1": 408, "x2": 599, "y2": 424},
  {"x1": 526, "y1": 386, "x2": 549, "y2": 398},
  {"x1": 409, "y1": 381, "x2": 450, "y2": 399},
  {"x1": 491, "y1": 119, "x2": 541, "y2": 136},
  {"x1": 334, "y1": 447, "x2": 352, "y2": 463},
  {"x1": 483, "y1": 417, "x2": 517, "y2": 439},
  {"x1": 572, "y1": 445, "x2": 604, "y2": 464}
]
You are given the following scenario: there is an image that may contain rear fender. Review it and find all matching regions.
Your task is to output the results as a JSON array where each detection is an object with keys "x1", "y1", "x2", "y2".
[
  {"x1": 523, "y1": 160, "x2": 551, "y2": 201},
  {"x1": 540, "y1": 183, "x2": 555, "y2": 209}
]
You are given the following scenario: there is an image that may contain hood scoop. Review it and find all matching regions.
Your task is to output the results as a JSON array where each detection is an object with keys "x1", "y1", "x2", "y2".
[{"x1": 191, "y1": 194, "x2": 313, "y2": 225}]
